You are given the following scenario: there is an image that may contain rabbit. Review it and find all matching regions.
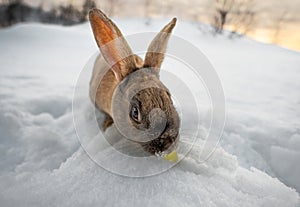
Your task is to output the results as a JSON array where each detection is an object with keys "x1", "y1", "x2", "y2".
[{"x1": 88, "y1": 8, "x2": 179, "y2": 157}]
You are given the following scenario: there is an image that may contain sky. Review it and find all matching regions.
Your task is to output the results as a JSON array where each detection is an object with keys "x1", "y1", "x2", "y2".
[{"x1": 1, "y1": 0, "x2": 300, "y2": 51}]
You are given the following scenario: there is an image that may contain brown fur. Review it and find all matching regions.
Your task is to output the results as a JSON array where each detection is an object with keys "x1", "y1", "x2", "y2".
[{"x1": 89, "y1": 8, "x2": 179, "y2": 155}]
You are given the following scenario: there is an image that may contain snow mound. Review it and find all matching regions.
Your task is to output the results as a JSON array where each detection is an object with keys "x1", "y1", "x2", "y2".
[{"x1": 1, "y1": 138, "x2": 299, "y2": 207}]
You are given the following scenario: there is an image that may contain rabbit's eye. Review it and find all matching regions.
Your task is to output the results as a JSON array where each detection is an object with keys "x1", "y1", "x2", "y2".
[{"x1": 130, "y1": 106, "x2": 140, "y2": 122}]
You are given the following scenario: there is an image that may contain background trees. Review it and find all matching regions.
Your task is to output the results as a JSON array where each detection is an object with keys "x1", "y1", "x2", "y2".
[{"x1": 212, "y1": 0, "x2": 256, "y2": 35}]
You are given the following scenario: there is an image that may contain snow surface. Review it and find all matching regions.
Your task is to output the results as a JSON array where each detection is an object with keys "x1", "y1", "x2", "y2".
[{"x1": 0, "y1": 19, "x2": 300, "y2": 206}]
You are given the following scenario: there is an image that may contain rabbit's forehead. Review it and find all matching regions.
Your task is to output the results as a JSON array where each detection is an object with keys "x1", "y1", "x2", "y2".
[
  {"x1": 137, "y1": 89, "x2": 172, "y2": 113},
  {"x1": 117, "y1": 68, "x2": 169, "y2": 100}
]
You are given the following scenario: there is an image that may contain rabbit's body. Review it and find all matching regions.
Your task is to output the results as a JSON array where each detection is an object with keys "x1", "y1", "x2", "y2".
[
  {"x1": 90, "y1": 54, "x2": 118, "y2": 116},
  {"x1": 89, "y1": 9, "x2": 179, "y2": 156}
]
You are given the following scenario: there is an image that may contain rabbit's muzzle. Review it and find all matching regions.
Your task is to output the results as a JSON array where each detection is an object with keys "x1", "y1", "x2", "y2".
[{"x1": 142, "y1": 107, "x2": 180, "y2": 155}]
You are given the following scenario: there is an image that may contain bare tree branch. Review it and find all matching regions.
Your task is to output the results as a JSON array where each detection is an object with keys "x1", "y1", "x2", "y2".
[{"x1": 212, "y1": 0, "x2": 256, "y2": 36}]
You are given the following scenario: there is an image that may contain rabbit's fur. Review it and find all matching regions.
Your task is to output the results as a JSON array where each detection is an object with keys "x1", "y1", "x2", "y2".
[{"x1": 89, "y1": 9, "x2": 179, "y2": 155}]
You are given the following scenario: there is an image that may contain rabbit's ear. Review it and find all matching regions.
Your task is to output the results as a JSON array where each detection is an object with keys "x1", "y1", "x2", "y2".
[
  {"x1": 144, "y1": 18, "x2": 177, "y2": 71},
  {"x1": 89, "y1": 9, "x2": 137, "y2": 81}
]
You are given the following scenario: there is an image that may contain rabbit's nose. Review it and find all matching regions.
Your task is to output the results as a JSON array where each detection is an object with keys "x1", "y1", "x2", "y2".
[{"x1": 148, "y1": 108, "x2": 167, "y2": 136}]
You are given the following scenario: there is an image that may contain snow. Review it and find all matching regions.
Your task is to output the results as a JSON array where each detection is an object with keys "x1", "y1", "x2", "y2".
[{"x1": 0, "y1": 19, "x2": 300, "y2": 206}]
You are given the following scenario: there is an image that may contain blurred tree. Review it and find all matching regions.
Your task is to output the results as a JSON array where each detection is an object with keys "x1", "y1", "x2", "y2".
[
  {"x1": 213, "y1": 0, "x2": 234, "y2": 33},
  {"x1": 229, "y1": 0, "x2": 255, "y2": 37},
  {"x1": 144, "y1": 0, "x2": 151, "y2": 25},
  {"x1": 0, "y1": 0, "x2": 31, "y2": 27},
  {"x1": 59, "y1": 4, "x2": 83, "y2": 24},
  {"x1": 212, "y1": 0, "x2": 256, "y2": 35},
  {"x1": 0, "y1": 0, "x2": 97, "y2": 27},
  {"x1": 82, "y1": 0, "x2": 96, "y2": 18},
  {"x1": 107, "y1": 0, "x2": 118, "y2": 16},
  {"x1": 272, "y1": 10, "x2": 290, "y2": 43}
]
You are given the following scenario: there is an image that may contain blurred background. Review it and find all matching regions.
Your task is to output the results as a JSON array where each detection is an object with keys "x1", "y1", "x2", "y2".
[
  {"x1": 1, "y1": 1, "x2": 300, "y2": 204},
  {"x1": 0, "y1": 0, "x2": 299, "y2": 51}
]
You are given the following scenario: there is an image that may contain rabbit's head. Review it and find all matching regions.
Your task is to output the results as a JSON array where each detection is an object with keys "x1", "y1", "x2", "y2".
[{"x1": 89, "y1": 9, "x2": 179, "y2": 156}]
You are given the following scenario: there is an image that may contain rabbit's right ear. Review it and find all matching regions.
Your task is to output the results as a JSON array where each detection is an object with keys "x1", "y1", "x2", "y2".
[{"x1": 89, "y1": 9, "x2": 137, "y2": 81}]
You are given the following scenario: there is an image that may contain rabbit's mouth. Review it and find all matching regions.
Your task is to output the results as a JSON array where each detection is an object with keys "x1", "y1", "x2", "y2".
[
  {"x1": 142, "y1": 135, "x2": 179, "y2": 157},
  {"x1": 154, "y1": 140, "x2": 178, "y2": 157}
]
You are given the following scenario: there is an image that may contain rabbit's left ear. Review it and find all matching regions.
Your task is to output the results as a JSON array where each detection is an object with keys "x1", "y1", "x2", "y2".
[{"x1": 144, "y1": 18, "x2": 177, "y2": 71}]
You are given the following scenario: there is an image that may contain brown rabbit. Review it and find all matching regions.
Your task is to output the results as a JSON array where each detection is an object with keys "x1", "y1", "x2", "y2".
[{"x1": 89, "y1": 9, "x2": 179, "y2": 156}]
